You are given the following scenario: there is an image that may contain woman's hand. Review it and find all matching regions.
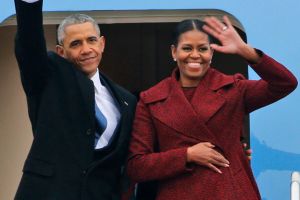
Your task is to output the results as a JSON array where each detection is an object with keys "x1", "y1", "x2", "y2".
[
  {"x1": 187, "y1": 142, "x2": 229, "y2": 174},
  {"x1": 203, "y1": 16, "x2": 261, "y2": 63}
]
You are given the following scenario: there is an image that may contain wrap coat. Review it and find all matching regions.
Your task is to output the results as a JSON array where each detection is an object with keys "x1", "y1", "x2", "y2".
[{"x1": 127, "y1": 53, "x2": 297, "y2": 200}]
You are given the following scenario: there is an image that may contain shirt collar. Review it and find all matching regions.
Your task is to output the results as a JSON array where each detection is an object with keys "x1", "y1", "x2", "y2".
[{"x1": 90, "y1": 68, "x2": 103, "y2": 93}]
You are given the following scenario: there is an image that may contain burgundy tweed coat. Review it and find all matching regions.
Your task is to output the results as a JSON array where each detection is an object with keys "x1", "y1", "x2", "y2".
[{"x1": 127, "y1": 53, "x2": 297, "y2": 200}]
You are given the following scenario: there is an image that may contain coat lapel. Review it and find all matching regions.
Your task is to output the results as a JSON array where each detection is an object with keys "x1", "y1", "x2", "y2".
[
  {"x1": 50, "y1": 54, "x2": 95, "y2": 168},
  {"x1": 191, "y1": 68, "x2": 226, "y2": 123},
  {"x1": 96, "y1": 72, "x2": 131, "y2": 155},
  {"x1": 74, "y1": 69, "x2": 95, "y2": 124},
  {"x1": 152, "y1": 79, "x2": 199, "y2": 140},
  {"x1": 144, "y1": 68, "x2": 235, "y2": 150},
  {"x1": 99, "y1": 72, "x2": 122, "y2": 112}
]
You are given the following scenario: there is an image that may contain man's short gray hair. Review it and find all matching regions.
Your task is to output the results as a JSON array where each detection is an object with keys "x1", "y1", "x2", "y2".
[{"x1": 57, "y1": 14, "x2": 101, "y2": 45}]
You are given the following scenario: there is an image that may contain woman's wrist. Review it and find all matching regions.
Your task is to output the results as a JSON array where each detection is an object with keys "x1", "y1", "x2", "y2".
[
  {"x1": 238, "y1": 44, "x2": 261, "y2": 64},
  {"x1": 186, "y1": 147, "x2": 193, "y2": 163}
]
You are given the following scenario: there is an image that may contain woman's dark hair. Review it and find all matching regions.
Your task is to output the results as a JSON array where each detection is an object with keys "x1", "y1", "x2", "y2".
[{"x1": 172, "y1": 19, "x2": 214, "y2": 47}]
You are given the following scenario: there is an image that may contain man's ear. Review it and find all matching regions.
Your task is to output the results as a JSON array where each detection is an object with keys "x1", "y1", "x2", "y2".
[
  {"x1": 99, "y1": 36, "x2": 105, "y2": 53},
  {"x1": 56, "y1": 45, "x2": 65, "y2": 57}
]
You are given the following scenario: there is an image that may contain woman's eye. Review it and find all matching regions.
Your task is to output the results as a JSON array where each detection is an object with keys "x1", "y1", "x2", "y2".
[
  {"x1": 182, "y1": 47, "x2": 191, "y2": 51},
  {"x1": 199, "y1": 47, "x2": 209, "y2": 52}
]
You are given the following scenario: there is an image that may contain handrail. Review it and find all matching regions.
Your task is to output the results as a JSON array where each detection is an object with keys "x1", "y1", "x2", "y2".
[{"x1": 291, "y1": 171, "x2": 300, "y2": 200}]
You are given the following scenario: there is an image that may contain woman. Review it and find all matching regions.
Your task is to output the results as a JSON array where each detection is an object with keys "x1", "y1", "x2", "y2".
[{"x1": 127, "y1": 16, "x2": 297, "y2": 200}]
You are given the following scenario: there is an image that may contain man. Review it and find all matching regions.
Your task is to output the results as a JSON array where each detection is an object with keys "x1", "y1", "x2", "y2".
[{"x1": 14, "y1": 0, "x2": 136, "y2": 199}]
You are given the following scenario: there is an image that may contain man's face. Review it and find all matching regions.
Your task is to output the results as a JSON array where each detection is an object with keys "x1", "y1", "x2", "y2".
[{"x1": 56, "y1": 22, "x2": 105, "y2": 78}]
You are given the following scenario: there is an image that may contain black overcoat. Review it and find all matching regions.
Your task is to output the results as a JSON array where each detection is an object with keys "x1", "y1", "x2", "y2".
[{"x1": 14, "y1": 0, "x2": 136, "y2": 199}]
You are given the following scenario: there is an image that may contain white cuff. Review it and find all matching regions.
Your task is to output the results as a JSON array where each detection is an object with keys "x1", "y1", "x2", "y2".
[{"x1": 21, "y1": 0, "x2": 40, "y2": 3}]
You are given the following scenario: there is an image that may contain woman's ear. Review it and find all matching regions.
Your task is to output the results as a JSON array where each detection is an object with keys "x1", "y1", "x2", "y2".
[{"x1": 171, "y1": 44, "x2": 176, "y2": 61}]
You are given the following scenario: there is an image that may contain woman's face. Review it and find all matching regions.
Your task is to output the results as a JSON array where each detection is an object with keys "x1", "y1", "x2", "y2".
[{"x1": 171, "y1": 29, "x2": 213, "y2": 87}]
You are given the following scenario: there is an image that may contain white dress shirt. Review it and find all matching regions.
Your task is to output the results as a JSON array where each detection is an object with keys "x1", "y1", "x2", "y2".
[{"x1": 90, "y1": 69, "x2": 120, "y2": 149}]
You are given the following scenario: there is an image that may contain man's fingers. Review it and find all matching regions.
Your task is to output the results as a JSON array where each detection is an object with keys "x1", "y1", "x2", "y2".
[{"x1": 246, "y1": 149, "x2": 252, "y2": 155}]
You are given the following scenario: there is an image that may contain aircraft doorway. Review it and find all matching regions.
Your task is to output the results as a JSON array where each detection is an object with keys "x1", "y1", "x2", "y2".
[{"x1": 0, "y1": 10, "x2": 249, "y2": 199}]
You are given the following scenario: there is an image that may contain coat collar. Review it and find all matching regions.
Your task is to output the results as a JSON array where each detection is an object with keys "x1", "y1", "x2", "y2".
[
  {"x1": 141, "y1": 67, "x2": 235, "y2": 150},
  {"x1": 142, "y1": 67, "x2": 235, "y2": 104}
]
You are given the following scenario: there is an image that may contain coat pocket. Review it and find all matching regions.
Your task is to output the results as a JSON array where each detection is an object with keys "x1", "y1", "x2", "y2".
[{"x1": 23, "y1": 158, "x2": 54, "y2": 177}]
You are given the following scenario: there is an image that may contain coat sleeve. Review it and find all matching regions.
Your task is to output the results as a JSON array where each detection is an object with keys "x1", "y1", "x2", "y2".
[
  {"x1": 127, "y1": 99, "x2": 192, "y2": 183},
  {"x1": 236, "y1": 51, "x2": 298, "y2": 113},
  {"x1": 14, "y1": 0, "x2": 50, "y2": 96}
]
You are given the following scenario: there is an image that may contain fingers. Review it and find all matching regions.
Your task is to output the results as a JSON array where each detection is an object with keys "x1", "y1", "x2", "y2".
[
  {"x1": 209, "y1": 44, "x2": 228, "y2": 54},
  {"x1": 203, "y1": 15, "x2": 246, "y2": 55},
  {"x1": 202, "y1": 23, "x2": 220, "y2": 41},
  {"x1": 207, "y1": 152, "x2": 229, "y2": 174},
  {"x1": 207, "y1": 163, "x2": 222, "y2": 174},
  {"x1": 187, "y1": 142, "x2": 230, "y2": 174},
  {"x1": 246, "y1": 149, "x2": 252, "y2": 155},
  {"x1": 203, "y1": 16, "x2": 229, "y2": 36},
  {"x1": 202, "y1": 16, "x2": 232, "y2": 53},
  {"x1": 203, "y1": 142, "x2": 215, "y2": 148},
  {"x1": 222, "y1": 15, "x2": 233, "y2": 29},
  {"x1": 211, "y1": 151, "x2": 230, "y2": 166},
  {"x1": 245, "y1": 148, "x2": 252, "y2": 161},
  {"x1": 202, "y1": 142, "x2": 228, "y2": 164},
  {"x1": 242, "y1": 142, "x2": 252, "y2": 161},
  {"x1": 204, "y1": 17, "x2": 223, "y2": 34}
]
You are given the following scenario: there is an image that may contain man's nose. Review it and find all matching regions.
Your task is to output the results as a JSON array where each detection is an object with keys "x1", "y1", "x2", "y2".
[{"x1": 81, "y1": 42, "x2": 92, "y2": 54}]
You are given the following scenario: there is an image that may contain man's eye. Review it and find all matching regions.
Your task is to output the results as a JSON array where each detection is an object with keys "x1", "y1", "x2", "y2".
[
  {"x1": 89, "y1": 37, "x2": 98, "y2": 42},
  {"x1": 70, "y1": 41, "x2": 80, "y2": 47}
]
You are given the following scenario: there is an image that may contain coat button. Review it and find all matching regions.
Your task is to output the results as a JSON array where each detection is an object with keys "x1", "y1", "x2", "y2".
[
  {"x1": 86, "y1": 129, "x2": 92, "y2": 135},
  {"x1": 82, "y1": 170, "x2": 87, "y2": 175}
]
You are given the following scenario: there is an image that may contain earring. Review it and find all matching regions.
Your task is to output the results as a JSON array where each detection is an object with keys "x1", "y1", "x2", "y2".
[{"x1": 173, "y1": 58, "x2": 177, "y2": 62}]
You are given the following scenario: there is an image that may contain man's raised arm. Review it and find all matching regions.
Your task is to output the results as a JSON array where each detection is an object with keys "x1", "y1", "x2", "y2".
[{"x1": 14, "y1": 0, "x2": 49, "y2": 95}]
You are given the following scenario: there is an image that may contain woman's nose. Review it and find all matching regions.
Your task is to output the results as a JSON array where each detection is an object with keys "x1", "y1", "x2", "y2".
[{"x1": 190, "y1": 50, "x2": 200, "y2": 58}]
